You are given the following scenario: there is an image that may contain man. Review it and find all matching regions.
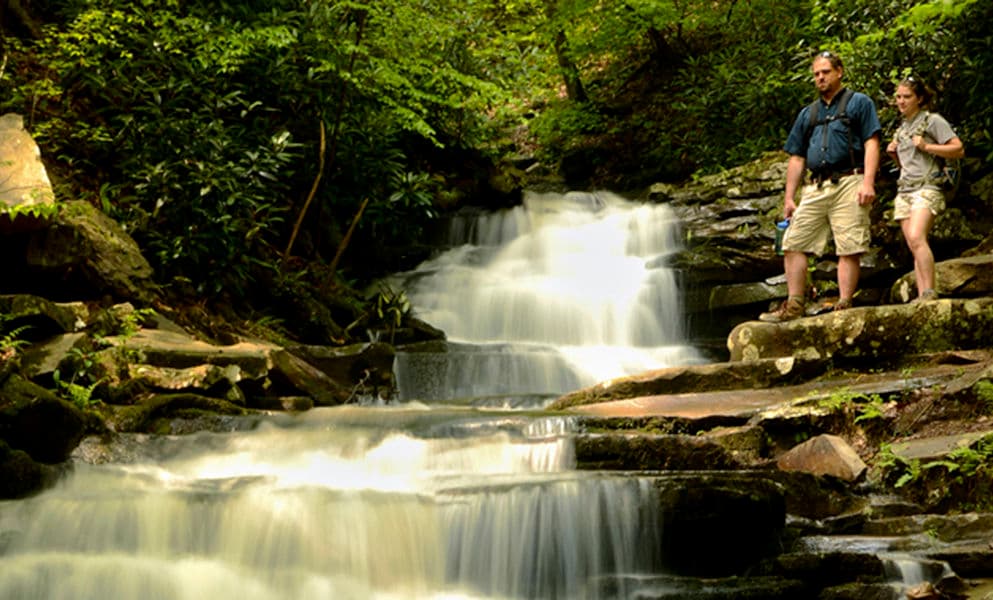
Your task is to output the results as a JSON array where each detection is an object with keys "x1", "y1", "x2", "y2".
[{"x1": 759, "y1": 51, "x2": 881, "y2": 322}]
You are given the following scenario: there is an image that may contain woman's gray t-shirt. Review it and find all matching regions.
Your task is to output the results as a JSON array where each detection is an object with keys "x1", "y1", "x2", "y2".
[{"x1": 894, "y1": 110, "x2": 957, "y2": 192}]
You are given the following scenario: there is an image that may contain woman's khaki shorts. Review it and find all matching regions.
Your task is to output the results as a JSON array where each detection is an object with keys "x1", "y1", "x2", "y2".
[
  {"x1": 894, "y1": 187, "x2": 946, "y2": 220},
  {"x1": 781, "y1": 173, "x2": 871, "y2": 257}
]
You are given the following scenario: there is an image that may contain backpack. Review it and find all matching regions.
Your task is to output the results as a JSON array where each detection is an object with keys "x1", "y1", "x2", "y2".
[
  {"x1": 904, "y1": 111, "x2": 962, "y2": 199},
  {"x1": 802, "y1": 88, "x2": 856, "y2": 170},
  {"x1": 922, "y1": 112, "x2": 962, "y2": 198}
]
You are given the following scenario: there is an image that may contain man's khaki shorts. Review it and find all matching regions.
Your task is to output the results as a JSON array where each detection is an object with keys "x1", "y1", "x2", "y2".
[
  {"x1": 893, "y1": 187, "x2": 945, "y2": 220},
  {"x1": 781, "y1": 173, "x2": 870, "y2": 257}
]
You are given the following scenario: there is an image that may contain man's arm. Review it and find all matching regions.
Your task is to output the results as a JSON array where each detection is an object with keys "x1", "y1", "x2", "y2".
[
  {"x1": 859, "y1": 133, "x2": 880, "y2": 206},
  {"x1": 783, "y1": 154, "x2": 806, "y2": 219}
]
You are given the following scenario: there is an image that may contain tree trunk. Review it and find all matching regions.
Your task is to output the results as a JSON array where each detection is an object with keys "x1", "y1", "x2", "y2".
[{"x1": 545, "y1": 1, "x2": 587, "y2": 102}]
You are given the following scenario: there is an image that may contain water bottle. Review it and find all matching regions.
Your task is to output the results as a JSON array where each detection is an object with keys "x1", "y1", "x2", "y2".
[{"x1": 774, "y1": 218, "x2": 790, "y2": 256}]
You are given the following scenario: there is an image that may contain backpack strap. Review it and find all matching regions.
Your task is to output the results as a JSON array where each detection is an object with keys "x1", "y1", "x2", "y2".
[{"x1": 803, "y1": 88, "x2": 856, "y2": 170}]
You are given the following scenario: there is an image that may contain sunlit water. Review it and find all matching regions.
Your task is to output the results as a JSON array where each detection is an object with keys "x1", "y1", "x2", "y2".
[
  {"x1": 0, "y1": 408, "x2": 664, "y2": 599},
  {"x1": 394, "y1": 190, "x2": 703, "y2": 404},
  {"x1": 0, "y1": 191, "x2": 705, "y2": 599}
]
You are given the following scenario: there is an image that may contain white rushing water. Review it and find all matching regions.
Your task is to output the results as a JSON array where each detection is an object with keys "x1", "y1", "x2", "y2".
[
  {"x1": 0, "y1": 191, "x2": 702, "y2": 599},
  {"x1": 0, "y1": 408, "x2": 663, "y2": 600},
  {"x1": 394, "y1": 190, "x2": 703, "y2": 404}
]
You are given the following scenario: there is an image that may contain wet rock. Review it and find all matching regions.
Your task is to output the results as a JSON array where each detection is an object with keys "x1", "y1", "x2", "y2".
[
  {"x1": 551, "y1": 356, "x2": 828, "y2": 409},
  {"x1": 268, "y1": 349, "x2": 351, "y2": 405},
  {"x1": 251, "y1": 396, "x2": 314, "y2": 412},
  {"x1": 0, "y1": 440, "x2": 59, "y2": 499},
  {"x1": 126, "y1": 363, "x2": 247, "y2": 405},
  {"x1": 888, "y1": 430, "x2": 993, "y2": 462},
  {"x1": 103, "y1": 392, "x2": 248, "y2": 433},
  {"x1": 762, "y1": 551, "x2": 886, "y2": 590},
  {"x1": 590, "y1": 573, "x2": 807, "y2": 599},
  {"x1": 286, "y1": 342, "x2": 396, "y2": 398},
  {"x1": 701, "y1": 424, "x2": 769, "y2": 465},
  {"x1": 818, "y1": 582, "x2": 904, "y2": 600},
  {"x1": 762, "y1": 470, "x2": 867, "y2": 521},
  {"x1": 575, "y1": 432, "x2": 743, "y2": 470},
  {"x1": 654, "y1": 472, "x2": 786, "y2": 577}
]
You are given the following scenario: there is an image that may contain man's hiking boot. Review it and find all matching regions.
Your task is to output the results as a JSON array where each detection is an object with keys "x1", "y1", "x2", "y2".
[
  {"x1": 910, "y1": 288, "x2": 939, "y2": 304},
  {"x1": 759, "y1": 296, "x2": 805, "y2": 323}
]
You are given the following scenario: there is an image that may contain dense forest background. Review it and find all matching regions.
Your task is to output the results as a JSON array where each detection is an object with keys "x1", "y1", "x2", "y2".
[{"x1": 1, "y1": 0, "x2": 990, "y2": 339}]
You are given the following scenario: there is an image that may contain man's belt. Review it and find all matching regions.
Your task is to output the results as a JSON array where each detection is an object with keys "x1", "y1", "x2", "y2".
[{"x1": 809, "y1": 168, "x2": 864, "y2": 185}]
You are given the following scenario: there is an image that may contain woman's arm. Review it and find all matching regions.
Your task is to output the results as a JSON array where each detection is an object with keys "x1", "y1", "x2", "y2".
[{"x1": 912, "y1": 134, "x2": 964, "y2": 160}]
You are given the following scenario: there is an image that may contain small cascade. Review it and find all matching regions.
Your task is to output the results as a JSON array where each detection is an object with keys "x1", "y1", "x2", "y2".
[
  {"x1": 0, "y1": 408, "x2": 667, "y2": 600},
  {"x1": 395, "y1": 190, "x2": 703, "y2": 404},
  {"x1": 443, "y1": 477, "x2": 661, "y2": 599},
  {"x1": 882, "y1": 553, "x2": 951, "y2": 598}
]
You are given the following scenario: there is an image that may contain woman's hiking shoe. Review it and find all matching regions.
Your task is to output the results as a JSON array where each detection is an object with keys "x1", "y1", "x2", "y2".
[
  {"x1": 833, "y1": 297, "x2": 853, "y2": 311},
  {"x1": 910, "y1": 288, "x2": 939, "y2": 304},
  {"x1": 759, "y1": 296, "x2": 805, "y2": 322}
]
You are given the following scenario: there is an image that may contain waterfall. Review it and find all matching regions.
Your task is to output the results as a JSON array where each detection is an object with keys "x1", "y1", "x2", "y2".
[
  {"x1": 0, "y1": 190, "x2": 706, "y2": 599},
  {"x1": 395, "y1": 190, "x2": 703, "y2": 404},
  {"x1": 0, "y1": 409, "x2": 666, "y2": 600}
]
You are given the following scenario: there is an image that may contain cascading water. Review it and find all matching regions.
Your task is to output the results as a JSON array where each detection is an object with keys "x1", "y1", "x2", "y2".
[
  {"x1": 0, "y1": 409, "x2": 663, "y2": 599},
  {"x1": 394, "y1": 190, "x2": 703, "y2": 405},
  {"x1": 0, "y1": 190, "x2": 702, "y2": 599}
]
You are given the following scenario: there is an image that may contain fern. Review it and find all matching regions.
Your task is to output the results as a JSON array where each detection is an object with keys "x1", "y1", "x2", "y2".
[{"x1": 0, "y1": 311, "x2": 31, "y2": 353}]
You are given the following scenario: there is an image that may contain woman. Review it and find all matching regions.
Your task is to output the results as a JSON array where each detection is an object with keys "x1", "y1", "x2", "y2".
[{"x1": 886, "y1": 77, "x2": 965, "y2": 302}]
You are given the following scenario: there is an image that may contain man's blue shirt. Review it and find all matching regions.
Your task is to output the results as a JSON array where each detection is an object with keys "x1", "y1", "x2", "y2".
[{"x1": 784, "y1": 89, "x2": 881, "y2": 173}]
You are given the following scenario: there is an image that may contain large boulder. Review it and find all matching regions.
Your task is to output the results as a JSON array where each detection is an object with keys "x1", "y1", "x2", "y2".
[
  {"x1": 0, "y1": 374, "x2": 89, "y2": 463},
  {"x1": 0, "y1": 440, "x2": 59, "y2": 499},
  {"x1": 891, "y1": 254, "x2": 993, "y2": 303},
  {"x1": 24, "y1": 200, "x2": 158, "y2": 303},
  {"x1": 727, "y1": 298, "x2": 993, "y2": 361},
  {"x1": 0, "y1": 113, "x2": 55, "y2": 215}
]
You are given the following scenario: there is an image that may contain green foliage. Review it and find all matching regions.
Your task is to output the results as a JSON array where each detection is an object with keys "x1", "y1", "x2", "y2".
[
  {"x1": 345, "y1": 284, "x2": 410, "y2": 343},
  {"x1": 3, "y1": 5, "x2": 304, "y2": 294},
  {"x1": 876, "y1": 434, "x2": 993, "y2": 511},
  {"x1": 874, "y1": 444, "x2": 918, "y2": 488},
  {"x1": 529, "y1": 101, "x2": 606, "y2": 161},
  {"x1": 811, "y1": 0, "x2": 990, "y2": 161},
  {"x1": 1, "y1": 0, "x2": 518, "y2": 294},
  {"x1": 3, "y1": 0, "x2": 993, "y2": 302},
  {"x1": 117, "y1": 307, "x2": 156, "y2": 338},
  {"x1": 53, "y1": 345, "x2": 104, "y2": 409},
  {"x1": 524, "y1": 0, "x2": 816, "y2": 180},
  {"x1": 0, "y1": 203, "x2": 60, "y2": 220},
  {"x1": 54, "y1": 370, "x2": 102, "y2": 410},
  {"x1": 375, "y1": 286, "x2": 410, "y2": 329},
  {"x1": 817, "y1": 387, "x2": 889, "y2": 423},
  {"x1": 975, "y1": 380, "x2": 993, "y2": 412},
  {"x1": 0, "y1": 313, "x2": 31, "y2": 354}
]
